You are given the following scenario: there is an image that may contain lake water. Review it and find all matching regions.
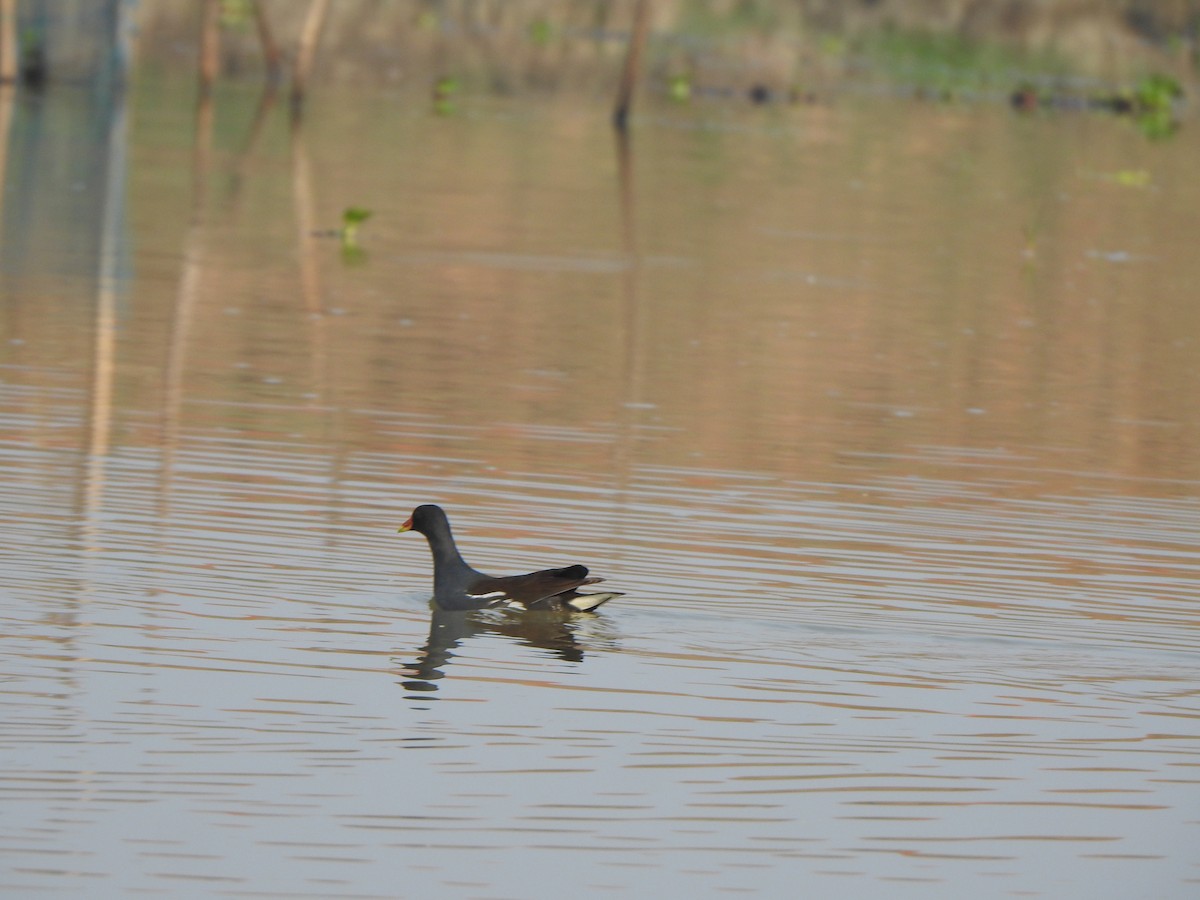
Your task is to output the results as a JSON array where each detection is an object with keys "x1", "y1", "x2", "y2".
[{"x1": 1, "y1": 77, "x2": 1198, "y2": 898}]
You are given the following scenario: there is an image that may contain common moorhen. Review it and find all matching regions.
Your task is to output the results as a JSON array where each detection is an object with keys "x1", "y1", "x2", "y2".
[{"x1": 398, "y1": 504, "x2": 622, "y2": 612}]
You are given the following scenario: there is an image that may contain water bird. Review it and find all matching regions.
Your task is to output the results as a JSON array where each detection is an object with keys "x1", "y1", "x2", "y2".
[{"x1": 398, "y1": 504, "x2": 622, "y2": 612}]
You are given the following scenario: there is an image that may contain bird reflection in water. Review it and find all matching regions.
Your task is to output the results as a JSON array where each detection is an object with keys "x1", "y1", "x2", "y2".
[{"x1": 395, "y1": 605, "x2": 618, "y2": 696}]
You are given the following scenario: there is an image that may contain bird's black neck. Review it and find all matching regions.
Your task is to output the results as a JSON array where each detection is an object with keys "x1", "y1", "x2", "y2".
[{"x1": 420, "y1": 517, "x2": 477, "y2": 591}]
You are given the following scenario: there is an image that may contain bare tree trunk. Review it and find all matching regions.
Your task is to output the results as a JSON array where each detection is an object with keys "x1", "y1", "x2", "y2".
[
  {"x1": 613, "y1": 0, "x2": 650, "y2": 131},
  {"x1": 0, "y1": 0, "x2": 18, "y2": 84},
  {"x1": 291, "y1": 0, "x2": 330, "y2": 111},
  {"x1": 252, "y1": 0, "x2": 284, "y2": 83},
  {"x1": 198, "y1": 0, "x2": 221, "y2": 96}
]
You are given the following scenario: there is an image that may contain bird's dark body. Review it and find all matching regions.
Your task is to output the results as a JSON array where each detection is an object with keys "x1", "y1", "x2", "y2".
[{"x1": 399, "y1": 505, "x2": 619, "y2": 612}]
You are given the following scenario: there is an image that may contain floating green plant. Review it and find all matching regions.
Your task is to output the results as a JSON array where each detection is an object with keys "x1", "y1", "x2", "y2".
[
  {"x1": 340, "y1": 207, "x2": 372, "y2": 264},
  {"x1": 341, "y1": 207, "x2": 371, "y2": 244},
  {"x1": 668, "y1": 73, "x2": 692, "y2": 103},
  {"x1": 1132, "y1": 73, "x2": 1183, "y2": 139},
  {"x1": 1089, "y1": 73, "x2": 1184, "y2": 139},
  {"x1": 528, "y1": 18, "x2": 554, "y2": 46},
  {"x1": 433, "y1": 75, "x2": 459, "y2": 115},
  {"x1": 1134, "y1": 73, "x2": 1183, "y2": 111},
  {"x1": 1108, "y1": 169, "x2": 1151, "y2": 188},
  {"x1": 1135, "y1": 110, "x2": 1178, "y2": 139}
]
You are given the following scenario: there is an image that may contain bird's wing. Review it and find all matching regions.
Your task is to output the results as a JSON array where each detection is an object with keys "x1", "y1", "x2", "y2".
[{"x1": 467, "y1": 565, "x2": 600, "y2": 606}]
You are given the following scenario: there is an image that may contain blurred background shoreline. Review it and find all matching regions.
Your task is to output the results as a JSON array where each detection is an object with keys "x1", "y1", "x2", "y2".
[{"x1": 7, "y1": 0, "x2": 1198, "y2": 100}]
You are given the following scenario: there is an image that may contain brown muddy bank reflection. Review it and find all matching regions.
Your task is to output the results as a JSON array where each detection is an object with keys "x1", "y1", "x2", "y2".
[{"x1": 5, "y1": 80, "x2": 1194, "y2": 500}]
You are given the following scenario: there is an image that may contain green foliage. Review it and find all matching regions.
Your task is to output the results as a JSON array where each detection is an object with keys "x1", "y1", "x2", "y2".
[
  {"x1": 858, "y1": 27, "x2": 1068, "y2": 95},
  {"x1": 677, "y1": 0, "x2": 786, "y2": 37},
  {"x1": 1134, "y1": 73, "x2": 1183, "y2": 111},
  {"x1": 818, "y1": 34, "x2": 847, "y2": 58},
  {"x1": 668, "y1": 73, "x2": 692, "y2": 103},
  {"x1": 433, "y1": 75, "x2": 460, "y2": 115},
  {"x1": 1132, "y1": 73, "x2": 1183, "y2": 137},
  {"x1": 725, "y1": 0, "x2": 782, "y2": 32},
  {"x1": 220, "y1": 0, "x2": 253, "y2": 29},
  {"x1": 1097, "y1": 73, "x2": 1184, "y2": 139},
  {"x1": 18, "y1": 27, "x2": 39, "y2": 55},
  {"x1": 528, "y1": 18, "x2": 554, "y2": 46}
]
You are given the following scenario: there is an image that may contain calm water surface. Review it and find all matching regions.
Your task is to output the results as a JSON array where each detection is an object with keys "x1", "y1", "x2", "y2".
[{"x1": 1, "y1": 79, "x2": 1198, "y2": 898}]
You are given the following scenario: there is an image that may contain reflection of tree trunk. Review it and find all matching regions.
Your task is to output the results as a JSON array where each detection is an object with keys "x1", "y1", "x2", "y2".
[
  {"x1": 162, "y1": 91, "x2": 214, "y2": 504},
  {"x1": 288, "y1": 101, "x2": 342, "y2": 546},
  {"x1": 290, "y1": 109, "x2": 323, "y2": 318},
  {"x1": 228, "y1": 83, "x2": 279, "y2": 212},
  {"x1": 289, "y1": 107, "x2": 329, "y2": 405},
  {"x1": 82, "y1": 89, "x2": 131, "y2": 547},
  {"x1": 615, "y1": 127, "x2": 644, "y2": 409},
  {"x1": 613, "y1": 126, "x2": 644, "y2": 544}
]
